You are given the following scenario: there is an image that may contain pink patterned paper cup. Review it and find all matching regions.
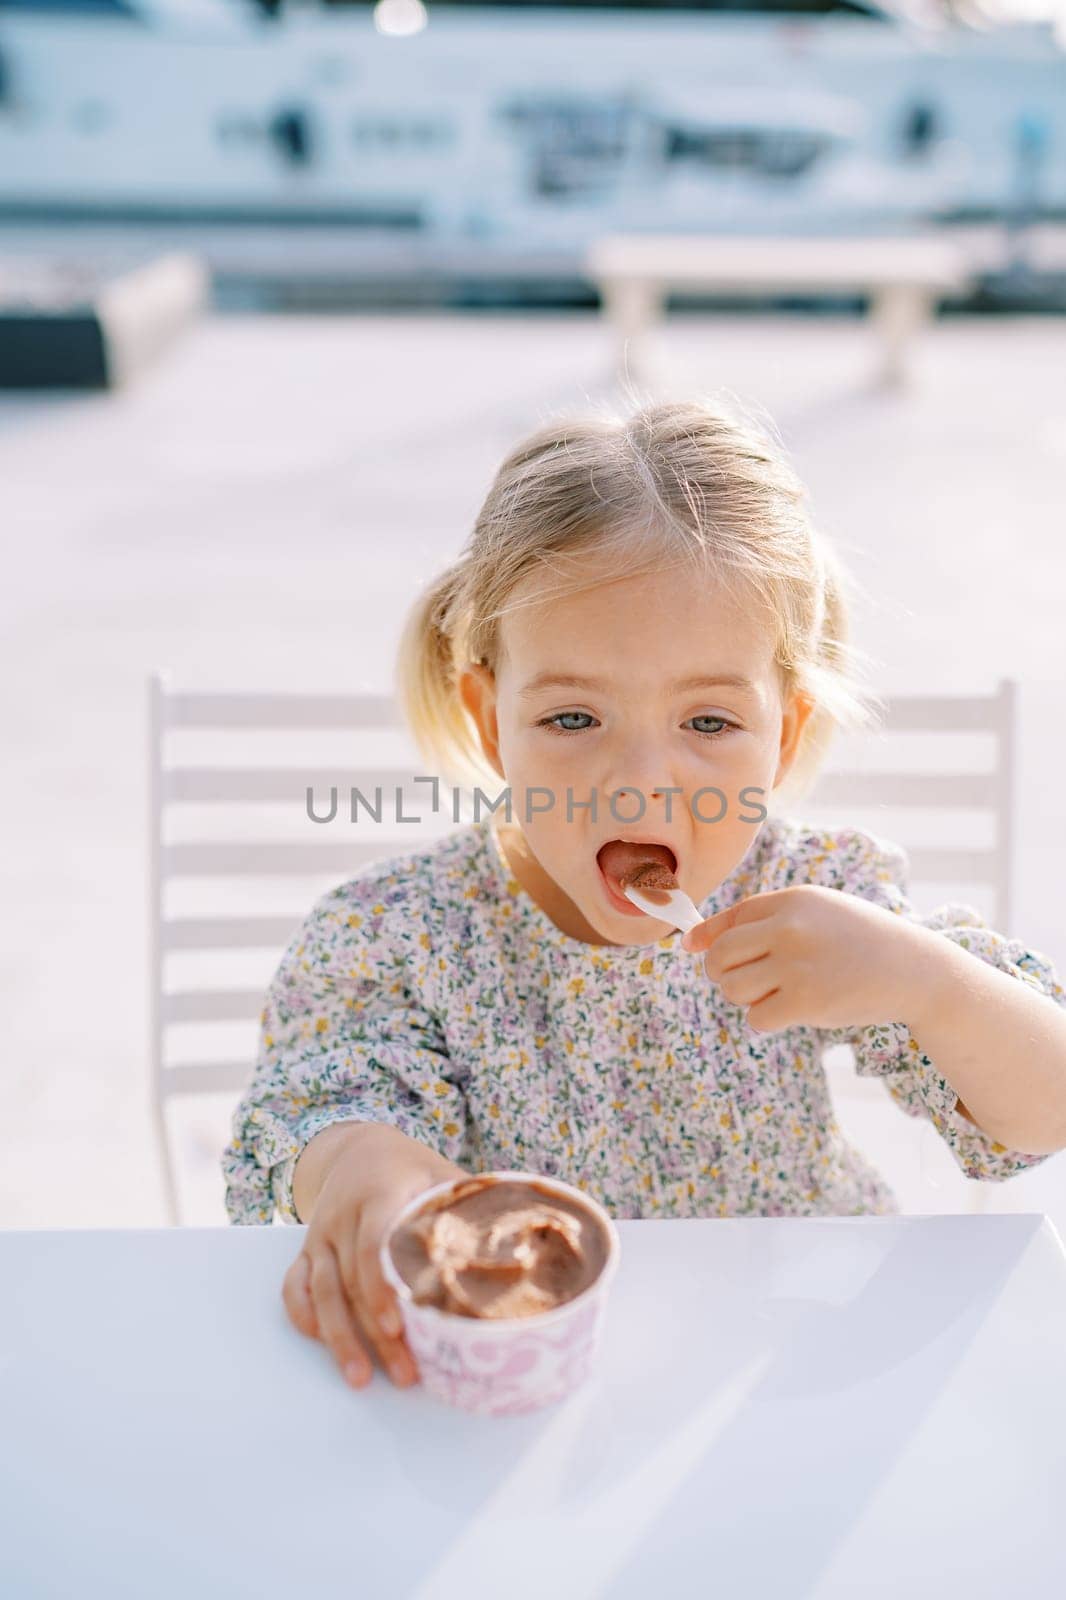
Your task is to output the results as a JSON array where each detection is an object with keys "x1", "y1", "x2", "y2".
[{"x1": 379, "y1": 1169, "x2": 620, "y2": 1417}]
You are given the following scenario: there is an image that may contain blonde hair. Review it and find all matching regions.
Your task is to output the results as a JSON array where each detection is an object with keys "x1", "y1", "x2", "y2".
[{"x1": 395, "y1": 393, "x2": 885, "y2": 811}]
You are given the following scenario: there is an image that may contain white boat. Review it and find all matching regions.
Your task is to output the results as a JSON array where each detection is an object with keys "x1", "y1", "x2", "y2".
[{"x1": 0, "y1": 0, "x2": 1062, "y2": 253}]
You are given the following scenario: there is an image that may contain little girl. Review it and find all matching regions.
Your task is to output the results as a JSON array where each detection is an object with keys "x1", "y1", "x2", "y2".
[{"x1": 222, "y1": 396, "x2": 1066, "y2": 1393}]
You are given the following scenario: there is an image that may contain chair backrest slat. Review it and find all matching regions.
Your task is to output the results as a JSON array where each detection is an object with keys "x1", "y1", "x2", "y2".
[
  {"x1": 165, "y1": 767, "x2": 421, "y2": 805},
  {"x1": 166, "y1": 692, "x2": 398, "y2": 730},
  {"x1": 167, "y1": 1061, "x2": 258, "y2": 1096},
  {"x1": 906, "y1": 847, "x2": 999, "y2": 883},
  {"x1": 860, "y1": 696, "x2": 1000, "y2": 733},
  {"x1": 163, "y1": 916, "x2": 302, "y2": 952},
  {"x1": 162, "y1": 990, "x2": 266, "y2": 1026},
  {"x1": 162, "y1": 840, "x2": 413, "y2": 877},
  {"x1": 808, "y1": 772, "x2": 997, "y2": 809}
]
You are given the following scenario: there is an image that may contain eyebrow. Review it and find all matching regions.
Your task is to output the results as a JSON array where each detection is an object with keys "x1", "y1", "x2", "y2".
[{"x1": 517, "y1": 671, "x2": 759, "y2": 699}]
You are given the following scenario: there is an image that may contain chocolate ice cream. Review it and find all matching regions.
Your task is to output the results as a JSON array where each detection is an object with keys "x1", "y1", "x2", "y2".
[
  {"x1": 598, "y1": 839, "x2": 679, "y2": 902},
  {"x1": 387, "y1": 1175, "x2": 611, "y2": 1320},
  {"x1": 620, "y1": 860, "x2": 679, "y2": 903},
  {"x1": 595, "y1": 839, "x2": 682, "y2": 912}
]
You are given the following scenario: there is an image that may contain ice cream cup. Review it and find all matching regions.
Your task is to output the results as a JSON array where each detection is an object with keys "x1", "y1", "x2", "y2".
[{"x1": 380, "y1": 1169, "x2": 621, "y2": 1417}]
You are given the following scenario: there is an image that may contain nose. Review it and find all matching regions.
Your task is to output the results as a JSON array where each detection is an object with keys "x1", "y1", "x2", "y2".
[{"x1": 600, "y1": 741, "x2": 678, "y2": 820}]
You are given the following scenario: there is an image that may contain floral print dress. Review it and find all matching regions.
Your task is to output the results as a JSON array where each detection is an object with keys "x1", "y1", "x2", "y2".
[{"x1": 221, "y1": 812, "x2": 1065, "y2": 1226}]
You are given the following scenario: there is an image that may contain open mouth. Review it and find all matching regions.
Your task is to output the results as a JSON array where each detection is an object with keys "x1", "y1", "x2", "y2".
[{"x1": 595, "y1": 837, "x2": 679, "y2": 915}]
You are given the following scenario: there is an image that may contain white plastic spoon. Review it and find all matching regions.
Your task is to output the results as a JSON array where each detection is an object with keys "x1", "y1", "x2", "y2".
[{"x1": 622, "y1": 879, "x2": 705, "y2": 934}]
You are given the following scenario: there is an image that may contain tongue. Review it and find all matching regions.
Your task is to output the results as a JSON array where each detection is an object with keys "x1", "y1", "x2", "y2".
[{"x1": 598, "y1": 840, "x2": 677, "y2": 892}]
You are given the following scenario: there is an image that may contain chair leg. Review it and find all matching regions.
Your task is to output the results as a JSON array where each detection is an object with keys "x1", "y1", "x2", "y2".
[{"x1": 152, "y1": 1094, "x2": 181, "y2": 1226}]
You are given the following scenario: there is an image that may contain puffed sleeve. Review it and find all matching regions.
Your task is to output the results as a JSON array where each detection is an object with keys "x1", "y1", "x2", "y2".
[
  {"x1": 221, "y1": 872, "x2": 472, "y2": 1226},
  {"x1": 813, "y1": 826, "x2": 1066, "y2": 1183}
]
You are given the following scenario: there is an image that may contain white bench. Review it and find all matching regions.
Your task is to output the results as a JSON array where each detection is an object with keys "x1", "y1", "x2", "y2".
[{"x1": 585, "y1": 233, "x2": 974, "y2": 387}]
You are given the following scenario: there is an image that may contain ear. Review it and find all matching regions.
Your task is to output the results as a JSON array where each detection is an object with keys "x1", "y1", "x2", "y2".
[
  {"x1": 772, "y1": 687, "x2": 816, "y2": 789},
  {"x1": 457, "y1": 660, "x2": 506, "y2": 782}
]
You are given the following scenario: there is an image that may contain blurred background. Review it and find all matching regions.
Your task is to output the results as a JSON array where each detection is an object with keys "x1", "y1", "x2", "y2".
[
  {"x1": 3, "y1": 0, "x2": 1066, "y2": 302},
  {"x1": 2, "y1": 0, "x2": 1064, "y2": 1233}
]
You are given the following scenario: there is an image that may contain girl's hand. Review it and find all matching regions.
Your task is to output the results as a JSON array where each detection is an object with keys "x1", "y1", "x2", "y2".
[
  {"x1": 680, "y1": 884, "x2": 932, "y2": 1035},
  {"x1": 281, "y1": 1122, "x2": 467, "y2": 1391}
]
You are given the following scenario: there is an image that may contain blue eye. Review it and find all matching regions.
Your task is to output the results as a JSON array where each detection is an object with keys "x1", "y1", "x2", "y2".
[
  {"x1": 536, "y1": 712, "x2": 736, "y2": 741},
  {"x1": 686, "y1": 716, "x2": 733, "y2": 740},
  {"x1": 537, "y1": 712, "x2": 597, "y2": 734}
]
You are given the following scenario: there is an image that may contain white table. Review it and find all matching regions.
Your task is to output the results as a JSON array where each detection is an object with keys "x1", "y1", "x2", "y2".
[
  {"x1": 585, "y1": 234, "x2": 974, "y2": 387},
  {"x1": 2, "y1": 1216, "x2": 1065, "y2": 1599}
]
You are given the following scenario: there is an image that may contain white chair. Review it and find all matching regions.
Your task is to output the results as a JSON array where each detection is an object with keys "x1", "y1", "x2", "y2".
[
  {"x1": 798, "y1": 678, "x2": 1017, "y2": 1216},
  {"x1": 149, "y1": 673, "x2": 1016, "y2": 1224}
]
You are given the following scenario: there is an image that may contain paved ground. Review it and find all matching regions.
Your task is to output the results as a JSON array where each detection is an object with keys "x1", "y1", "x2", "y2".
[{"x1": 3, "y1": 308, "x2": 1064, "y2": 1232}]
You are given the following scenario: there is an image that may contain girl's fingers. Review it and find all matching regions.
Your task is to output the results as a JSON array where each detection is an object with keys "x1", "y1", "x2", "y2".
[
  {"x1": 719, "y1": 952, "x2": 782, "y2": 1008},
  {"x1": 746, "y1": 990, "x2": 792, "y2": 1034},
  {"x1": 681, "y1": 900, "x2": 746, "y2": 952},
  {"x1": 281, "y1": 1249, "x2": 320, "y2": 1340},
  {"x1": 681, "y1": 906, "x2": 726, "y2": 952},
  {"x1": 307, "y1": 1245, "x2": 374, "y2": 1389},
  {"x1": 357, "y1": 1195, "x2": 410, "y2": 1337},
  {"x1": 336, "y1": 1219, "x2": 418, "y2": 1388},
  {"x1": 682, "y1": 893, "x2": 784, "y2": 953},
  {"x1": 699, "y1": 924, "x2": 774, "y2": 982}
]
